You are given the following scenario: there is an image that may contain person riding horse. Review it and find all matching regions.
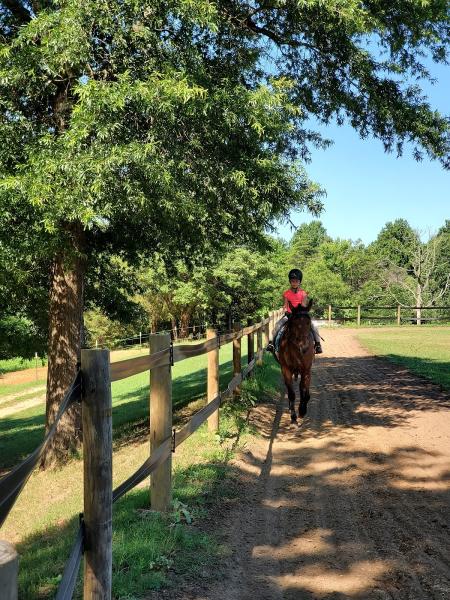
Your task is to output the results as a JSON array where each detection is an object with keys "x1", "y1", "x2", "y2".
[{"x1": 267, "y1": 269, "x2": 323, "y2": 357}]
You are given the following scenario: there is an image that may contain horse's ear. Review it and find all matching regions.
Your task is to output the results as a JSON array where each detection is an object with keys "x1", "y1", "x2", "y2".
[{"x1": 307, "y1": 299, "x2": 313, "y2": 311}]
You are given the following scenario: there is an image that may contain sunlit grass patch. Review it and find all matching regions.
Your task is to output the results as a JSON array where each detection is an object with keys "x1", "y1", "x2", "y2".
[{"x1": 356, "y1": 327, "x2": 450, "y2": 390}]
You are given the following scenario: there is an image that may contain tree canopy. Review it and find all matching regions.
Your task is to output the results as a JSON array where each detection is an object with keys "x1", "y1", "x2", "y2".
[{"x1": 1, "y1": 0, "x2": 449, "y2": 464}]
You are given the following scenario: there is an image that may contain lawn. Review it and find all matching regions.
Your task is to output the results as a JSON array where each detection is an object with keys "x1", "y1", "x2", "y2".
[
  {"x1": 1, "y1": 356, "x2": 280, "y2": 599},
  {"x1": 356, "y1": 326, "x2": 450, "y2": 390},
  {"x1": 0, "y1": 340, "x2": 257, "y2": 469}
]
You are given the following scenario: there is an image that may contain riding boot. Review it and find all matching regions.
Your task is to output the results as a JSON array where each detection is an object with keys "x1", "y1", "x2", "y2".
[{"x1": 315, "y1": 342, "x2": 323, "y2": 354}]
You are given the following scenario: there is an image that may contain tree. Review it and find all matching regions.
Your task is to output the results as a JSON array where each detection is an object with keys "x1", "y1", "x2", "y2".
[
  {"x1": 212, "y1": 246, "x2": 283, "y2": 325},
  {"x1": 1, "y1": 1, "x2": 321, "y2": 465},
  {"x1": 381, "y1": 231, "x2": 450, "y2": 323},
  {"x1": 302, "y1": 260, "x2": 352, "y2": 315},
  {"x1": 433, "y1": 221, "x2": 450, "y2": 299},
  {"x1": 289, "y1": 221, "x2": 330, "y2": 266},
  {"x1": 1, "y1": 0, "x2": 449, "y2": 464},
  {"x1": 371, "y1": 219, "x2": 419, "y2": 269}
]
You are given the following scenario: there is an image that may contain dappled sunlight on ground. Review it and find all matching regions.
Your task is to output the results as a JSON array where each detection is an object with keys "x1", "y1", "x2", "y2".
[{"x1": 173, "y1": 329, "x2": 450, "y2": 600}]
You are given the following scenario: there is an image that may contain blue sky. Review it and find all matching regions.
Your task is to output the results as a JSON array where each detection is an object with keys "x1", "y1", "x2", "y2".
[{"x1": 275, "y1": 61, "x2": 450, "y2": 245}]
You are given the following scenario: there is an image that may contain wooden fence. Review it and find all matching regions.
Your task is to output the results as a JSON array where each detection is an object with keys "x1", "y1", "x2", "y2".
[
  {"x1": 325, "y1": 305, "x2": 450, "y2": 326},
  {"x1": 0, "y1": 309, "x2": 284, "y2": 599}
]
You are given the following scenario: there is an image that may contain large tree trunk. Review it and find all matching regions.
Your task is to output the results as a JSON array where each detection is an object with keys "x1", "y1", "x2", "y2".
[{"x1": 40, "y1": 224, "x2": 86, "y2": 469}]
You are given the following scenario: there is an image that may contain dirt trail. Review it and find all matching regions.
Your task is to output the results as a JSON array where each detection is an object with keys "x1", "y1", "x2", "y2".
[{"x1": 175, "y1": 329, "x2": 450, "y2": 600}]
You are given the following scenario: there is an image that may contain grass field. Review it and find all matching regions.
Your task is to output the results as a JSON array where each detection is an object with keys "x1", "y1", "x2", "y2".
[
  {"x1": 356, "y1": 326, "x2": 450, "y2": 390},
  {"x1": 0, "y1": 341, "x2": 256, "y2": 470},
  {"x1": 0, "y1": 356, "x2": 47, "y2": 375},
  {"x1": 1, "y1": 355, "x2": 280, "y2": 599}
]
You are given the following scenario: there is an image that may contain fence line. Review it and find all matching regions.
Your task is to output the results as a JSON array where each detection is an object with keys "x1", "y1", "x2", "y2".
[
  {"x1": 325, "y1": 304, "x2": 450, "y2": 326},
  {"x1": 0, "y1": 310, "x2": 282, "y2": 598}
]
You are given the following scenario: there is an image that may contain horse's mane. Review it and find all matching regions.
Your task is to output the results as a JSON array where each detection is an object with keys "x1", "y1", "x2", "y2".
[{"x1": 285, "y1": 299, "x2": 314, "y2": 343}]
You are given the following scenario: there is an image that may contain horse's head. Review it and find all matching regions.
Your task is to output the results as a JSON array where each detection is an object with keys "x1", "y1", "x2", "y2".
[{"x1": 288, "y1": 299, "x2": 313, "y2": 316}]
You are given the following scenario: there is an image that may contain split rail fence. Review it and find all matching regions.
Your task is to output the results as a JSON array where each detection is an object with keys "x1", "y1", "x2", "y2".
[
  {"x1": 0, "y1": 309, "x2": 283, "y2": 599},
  {"x1": 325, "y1": 304, "x2": 450, "y2": 326}
]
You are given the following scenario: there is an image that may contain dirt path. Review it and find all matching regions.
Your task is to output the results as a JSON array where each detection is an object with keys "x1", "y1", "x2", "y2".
[{"x1": 175, "y1": 329, "x2": 450, "y2": 600}]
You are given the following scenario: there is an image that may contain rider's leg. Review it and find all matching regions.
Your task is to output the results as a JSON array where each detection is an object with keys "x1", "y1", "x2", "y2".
[
  {"x1": 267, "y1": 315, "x2": 287, "y2": 352},
  {"x1": 311, "y1": 322, "x2": 323, "y2": 354}
]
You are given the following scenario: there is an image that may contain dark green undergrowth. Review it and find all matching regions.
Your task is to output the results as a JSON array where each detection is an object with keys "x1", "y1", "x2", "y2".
[{"x1": 16, "y1": 356, "x2": 278, "y2": 599}]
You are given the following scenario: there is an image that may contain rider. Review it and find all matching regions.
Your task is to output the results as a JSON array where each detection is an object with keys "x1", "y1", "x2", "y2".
[{"x1": 268, "y1": 268, "x2": 323, "y2": 355}]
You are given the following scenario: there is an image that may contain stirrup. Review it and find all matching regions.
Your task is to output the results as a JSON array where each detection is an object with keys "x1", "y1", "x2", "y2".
[
  {"x1": 315, "y1": 342, "x2": 323, "y2": 354},
  {"x1": 266, "y1": 342, "x2": 275, "y2": 353}
]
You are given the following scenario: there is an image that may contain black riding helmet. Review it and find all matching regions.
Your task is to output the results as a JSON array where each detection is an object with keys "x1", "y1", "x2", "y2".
[{"x1": 288, "y1": 268, "x2": 303, "y2": 282}]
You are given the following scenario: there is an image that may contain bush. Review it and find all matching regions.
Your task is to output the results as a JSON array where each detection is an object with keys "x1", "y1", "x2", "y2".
[{"x1": 0, "y1": 315, "x2": 46, "y2": 360}]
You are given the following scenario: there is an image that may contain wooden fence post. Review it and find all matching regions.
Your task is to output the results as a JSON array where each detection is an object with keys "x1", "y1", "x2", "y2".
[
  {"x1": 263, "y1": 314, "x2": 269, "y2": 349},
  {"x1": 328, "y1": 305, "x2": 332, "y2": 326},
  {"x1": 256, "y1": 321, "x2": 263, "y2": 365},
  {"x1": 247, "y1": 318, "x2": 254, "y2": 370},
  {"x1": 149, "y1": 333, "x2": 172, "y2": 512},
  {"x1": 207, "y1": 328, "x2": 219, "y2": 432},
  {"x1": 357, "y1": 305, "x2": 361, "y2": 327},
  {"x1": 397, "y1": 305, "x2": 401, "y2": 326},
  {"x1": 81, "y1": 348, "x2": 113, "y2": 600},
  {"x1": 233, "y1": 322, "x2": 241, "y2": 397},
  {"x1": 269, "y1": 311, "x2": 275, "y2": 341},
  {"x1": 0, "y1": 540, "x2": 18, "y2": 600}
]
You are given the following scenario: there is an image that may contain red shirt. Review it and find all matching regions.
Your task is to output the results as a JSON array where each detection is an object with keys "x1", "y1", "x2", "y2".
[{"x1": 283, "y1": 288, "x2": 307, "y2": 313}]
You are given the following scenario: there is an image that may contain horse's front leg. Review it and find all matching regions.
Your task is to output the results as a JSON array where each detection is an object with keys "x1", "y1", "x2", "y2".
[
  {"x1": 299, "y1": 369, "x2": 311, "y2": 417},
  {"x1": 282, "y1": 366, "x2": 297, "y2": 423}
]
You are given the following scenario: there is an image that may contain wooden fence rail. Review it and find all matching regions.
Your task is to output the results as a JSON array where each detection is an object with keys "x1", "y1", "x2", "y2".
[
  {"x1": 326, "y1": 305, "x2": 450, "y2": 327},
  {"x1": 0, "y1": 309, "x2": 284, "y2": 599}
]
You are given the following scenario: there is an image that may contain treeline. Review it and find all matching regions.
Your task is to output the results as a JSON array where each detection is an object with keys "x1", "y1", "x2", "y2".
[
  {"x1": 87, "y1": 217, "x2": 450, "y2": 341},
  {"x1": 4, "y1": 217, "x2": 448, "y2": 357},
  {"x1": 9, "y1": 219, "x2": 450, "y2": 357}
]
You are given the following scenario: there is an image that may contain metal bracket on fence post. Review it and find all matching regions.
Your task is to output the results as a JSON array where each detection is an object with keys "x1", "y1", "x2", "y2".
[
  {"x1": 171, "y1": 428, "x2": 176, "y2": 453},
  {"x1": 79, "y1": 513, "x2": 86, "y2": 554},
  {"x1": 169, "y1": 342, "x2": 174, "y2": 367}
]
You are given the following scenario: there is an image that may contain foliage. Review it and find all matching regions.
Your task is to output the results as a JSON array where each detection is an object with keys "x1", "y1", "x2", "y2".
[
  {"x1": 289, "y1": 221, "x2": 331, "y2": 266},
  {"x1": 1, "y1": 0, "x2": 449, "y2": 372},
  {"x1": 84, "y1": 308, "x2": 145, "y2": 348},
  {"x1": 370, "y1": 219, "x2": 419, "y2": 269},
  {"x1": 0, "y1": 316, "x2": 46, "y2": 360}
]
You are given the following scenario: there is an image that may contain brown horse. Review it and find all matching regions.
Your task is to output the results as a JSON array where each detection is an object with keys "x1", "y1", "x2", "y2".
[{"x1": 278, "y1": 301, "x2": 314, "y2": 424}]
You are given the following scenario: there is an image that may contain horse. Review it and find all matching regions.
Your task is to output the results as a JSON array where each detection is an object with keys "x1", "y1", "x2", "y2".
[{"x1": 278, "y1": 300, "x2": 315, "y2": 424}]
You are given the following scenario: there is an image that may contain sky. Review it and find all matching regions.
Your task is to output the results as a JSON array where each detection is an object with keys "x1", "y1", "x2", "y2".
[{"x1": 275, "y1": 61, "x2": 450, "y2": 245}]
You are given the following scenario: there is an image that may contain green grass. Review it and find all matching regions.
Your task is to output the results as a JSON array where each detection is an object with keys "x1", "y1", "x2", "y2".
[
  {"x1": 3, "y1": 356, "x2": 278, "y2": 599},
  {"x1": 0, "y1": 356, "x2": 47, "y2": 375},
  {"x1": 356, "y1": 327, "x2": 450, "y2": 390},
  {"x1": 0, "y1": 342, "x2": 255, "y2": 469},
  {"x1": 0, "y1": 379, "x2": 46, "y2": 398}
]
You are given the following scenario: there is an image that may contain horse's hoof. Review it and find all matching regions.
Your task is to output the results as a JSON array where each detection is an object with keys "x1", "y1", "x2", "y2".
[{"x1": 299, "y1": 401, "x2": 307, "y2": 417}]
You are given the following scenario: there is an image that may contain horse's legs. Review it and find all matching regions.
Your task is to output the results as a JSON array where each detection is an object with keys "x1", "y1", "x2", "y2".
[
  {"x1": 282, "y1": 365, "x2": 297, "y2": 423},
  {"x1": 299, "y1": 369, "x2": 311, "y2": 417}
]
